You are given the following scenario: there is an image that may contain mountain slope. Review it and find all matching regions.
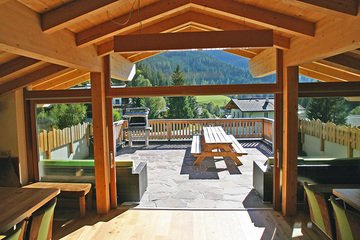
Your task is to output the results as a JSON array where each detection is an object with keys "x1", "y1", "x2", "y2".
[{"x1": 141, "y1": 50, "x2": 276, "y2": 85}]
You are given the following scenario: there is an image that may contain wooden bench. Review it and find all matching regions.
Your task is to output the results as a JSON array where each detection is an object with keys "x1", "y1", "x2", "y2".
[
  {"x1": 191, "y1": 135, "x2": 202, "y2": 156},
  {"x1": 228, "y1": 135, "x2": 248, "y2": 155},
  {"x1": 24, "y1": 182, "x2": 92, "y2": 217}
]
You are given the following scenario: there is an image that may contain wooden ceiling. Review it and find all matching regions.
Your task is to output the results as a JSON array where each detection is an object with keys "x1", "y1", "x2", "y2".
[{"x1": 0, "y1": 0, "x2": 359, "y2": 93}]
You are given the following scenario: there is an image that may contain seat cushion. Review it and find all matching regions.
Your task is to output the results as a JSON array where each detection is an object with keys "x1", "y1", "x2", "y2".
[{"x1": 115, "y1": 160, "x2": 134, "y2": 168}]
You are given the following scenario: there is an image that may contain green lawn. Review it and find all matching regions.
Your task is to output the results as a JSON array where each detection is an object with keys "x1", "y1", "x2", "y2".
[{"x1": 195, "y1": 95, "x2": 231, "y2": 107}]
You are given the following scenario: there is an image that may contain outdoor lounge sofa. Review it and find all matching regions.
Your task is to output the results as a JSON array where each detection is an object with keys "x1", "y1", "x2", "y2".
[
  {"x1": 39, "y1": 159, "x2": 148, "y2": 203},
  {"x1": 253, "y1": 157, "x2": 360, "y2": 202}
]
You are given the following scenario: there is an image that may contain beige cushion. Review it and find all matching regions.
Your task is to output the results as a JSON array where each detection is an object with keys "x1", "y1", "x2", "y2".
[{"x1": 115, "y1": 160, "x2": 134, "y2": 167}]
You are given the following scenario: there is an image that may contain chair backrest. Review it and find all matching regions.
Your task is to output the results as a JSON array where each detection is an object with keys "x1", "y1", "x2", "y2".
[
  {"x1": 304, "y1": 182, "x2": 334, "y2": 239},
  {"x1": 27, "y1": 198, "x2": 57, "y2": 240},
  {"x1": 330, "y1": 196, "x2": 360, "y2": 240},
  {"x1": 3, "y1": 221, "x2": 26, "y2": 240}
]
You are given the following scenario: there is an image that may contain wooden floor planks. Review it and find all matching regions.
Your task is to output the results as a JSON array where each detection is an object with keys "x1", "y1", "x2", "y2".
[{"x1": 53, "y1": 208, "x2": 323, "y2": 240}]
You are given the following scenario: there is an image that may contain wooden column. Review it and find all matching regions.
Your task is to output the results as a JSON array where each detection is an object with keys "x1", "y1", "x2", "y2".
[
  {"x1": 282, "y1": 66, "x2": 299, "y2": 216},
  {"x1": 273, "y1": 49, "x2": 283, "y2": 211},
  {"x1": 104, "y1": 55, "x2": 118, "y2": 209},
  {"x1": 91, "y1": 71, "x2": 110, "y2": 214}
]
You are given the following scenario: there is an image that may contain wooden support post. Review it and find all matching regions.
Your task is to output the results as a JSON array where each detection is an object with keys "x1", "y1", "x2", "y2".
[
  {"x1": 104, "y1": 55, "x2": 118, "y2": 209},
  {"x1": 282, "y1": 66, "x2": 299, "y2": 217},
  {"x1": 273, "y1": 49, "x2": 283, "y2": 211},
  {"x1": 91, "y1": 71, "x2": 110, "y2": 214}
]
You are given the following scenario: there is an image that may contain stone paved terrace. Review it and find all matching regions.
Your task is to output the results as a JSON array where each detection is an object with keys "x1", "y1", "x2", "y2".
[{"x1": 116, "y1": 141, "x2": 273, "y2": 209}]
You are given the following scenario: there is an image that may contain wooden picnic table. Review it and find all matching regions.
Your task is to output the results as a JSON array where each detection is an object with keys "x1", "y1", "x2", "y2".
[
  {"x1": 0, "y1": 187, "x2": 59, "y2": 233},
  {"x1": 191, "y1": 126, "x2": 247, "y2": 166}
]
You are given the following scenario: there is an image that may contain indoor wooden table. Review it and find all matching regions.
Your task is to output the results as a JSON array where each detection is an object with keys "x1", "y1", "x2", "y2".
[
  {"x1": 193, "y1": 126, "x2": 247, "y2": 166},
  {"x1": 0, "y1": 187, "x2": 59, "y2": 233},
  {"x1": 332, "y1": 188, "x2": 360, "y2": 211}
]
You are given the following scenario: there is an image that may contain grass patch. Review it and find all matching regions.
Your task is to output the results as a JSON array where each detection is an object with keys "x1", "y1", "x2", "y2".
[{"x1": 195, "y1": 95, "x2": 231, "y2": 107}]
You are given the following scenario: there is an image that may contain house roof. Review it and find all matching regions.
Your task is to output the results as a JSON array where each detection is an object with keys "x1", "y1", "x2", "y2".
[{"x1": 225, "y1": 98, "x2": 305, "y2": 112}]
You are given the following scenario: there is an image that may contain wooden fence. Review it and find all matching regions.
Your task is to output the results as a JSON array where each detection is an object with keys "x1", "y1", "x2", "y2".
[
  {"x1": 38, "y1": 118, "x2": 274, "y2": 157},
  {"x1": 120, "y1": 118, "x2": 274, "y2": 142},
  {"x1": 38, "y1": 122, "x2": 90, "y2": 158},
  {"x1": 299, "y1": 119, "x2": 360, "y2": 157}
]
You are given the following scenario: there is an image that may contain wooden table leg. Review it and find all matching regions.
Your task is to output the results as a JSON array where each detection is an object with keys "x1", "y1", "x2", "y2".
[
  {"x1": 194, "y1": 155, "x2": 206, "y2": 166},
  {"x1": 79, "y1": 195, "x2": 86, "y2": 217},
  {"x1": 87, "y1": 189, "x2": 92, "y2": 211}
]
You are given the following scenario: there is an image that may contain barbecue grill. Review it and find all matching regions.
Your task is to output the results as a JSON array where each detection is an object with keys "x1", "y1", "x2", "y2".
[{"x1": 124, "y1": 108, "x2": 151, "y2": 146}]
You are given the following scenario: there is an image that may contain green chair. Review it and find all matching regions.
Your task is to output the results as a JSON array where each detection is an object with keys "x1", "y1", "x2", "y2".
[
  {"x1": 304, "y1": 182, "x2": 335, "y2": 239},
  {"x1": 27, "y1": 198, "x2": 57, "y2": 240},
  {"x1": 330, "y1": 196, "x2": 360, "y2": 240},
  {"x1": 1, "y1": 221, "x2": 26, "y2": 240}
]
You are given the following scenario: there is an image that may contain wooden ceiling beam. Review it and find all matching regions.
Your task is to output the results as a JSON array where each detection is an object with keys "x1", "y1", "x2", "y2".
[
  {"x1": 224, "y1": 49, "x2": 257, "y2": 59},
  {"x1": 185, "y1": 12, "x2": 290, "y2": 49},
  {"x1": 0, "y1": 1, "x2": 101, "y2": 72},
  {"x1": 108, "y1": 83, "x2": 281, "y2": 98},
  {"x1": 97, "y1": 11, "x2": 290, "y2": 56},
  {"x1": 123, "y1": 52, "x2": 163, "y2": 63},
  {"x1": 251, "y1": 14, "x2": 360, "y2": 77},
  {"x1": 299, "y1": 68, "x2": 344, "y2": 82},
  {"x1": 249, "y1": 48, "x2": 277, "y2": 77},
  {"x1": 97, "y1": 11, "x2": 196, "y2": 56},
  {"x1": 48, "y1": 73, "x2": 90, "y2": 90},
  {"x1": 31, "y1": 69, "x2": 88, "y2": 90},
  {"x1": 110, "y1": 54, "x2": 136, "y2": 80},
  {"x1": 191, "y1": 0, "x2": 315, "y2": 37},
  {"x1": 0, "y1": 56, "x2": 41, "y2": 79},
  {"x1": 293, "y1": 0, "x2": 358, "y2": 16},
  {"x1": 300, "y1": 62, "x2": 360, "y2": 81},
  {"x1": 323, "y1": 53, "x2": 360, "y2": 73},
  {"x1": 0, "y1": 64, "x2": 70, "y2": 95},
  {"x1": 114, "y1": 30, "x2": 274, "y2": 53},
  {"x1": 299, "y1": 82, "x2": 360, "y2": 97},
  {"x1": 76, "y1": 0, "x2": 190, "y2": 47},
  {"x1": 41, "y1": 0, "x2": 120, "y2": 33}
]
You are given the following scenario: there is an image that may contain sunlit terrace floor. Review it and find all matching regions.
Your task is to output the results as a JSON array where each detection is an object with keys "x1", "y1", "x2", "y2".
[
  {"x1": 117, "y1": 141, "x2": 272, "y2": 209},
  {"x1": 53, "y1": 141, "x2": 324, "y2": 240}
]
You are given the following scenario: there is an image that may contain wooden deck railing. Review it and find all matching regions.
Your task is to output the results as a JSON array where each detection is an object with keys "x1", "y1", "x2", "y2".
[
  {"x1": 299, "y1": 119, "x2": 360, "y2": 157},
  {"x1": 119, "y1": 118, "x2": 274, "y2": 142}
]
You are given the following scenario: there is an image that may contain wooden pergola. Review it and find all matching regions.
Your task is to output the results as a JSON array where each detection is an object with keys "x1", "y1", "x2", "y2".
[{"x1": 0, "y1": 0, "x2": 359, "y2": 217}]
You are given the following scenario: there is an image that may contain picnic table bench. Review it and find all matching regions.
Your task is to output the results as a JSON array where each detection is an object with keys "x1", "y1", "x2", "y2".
[{"x1": 191, "y1": 126, "x2": 247, "y2": 166}]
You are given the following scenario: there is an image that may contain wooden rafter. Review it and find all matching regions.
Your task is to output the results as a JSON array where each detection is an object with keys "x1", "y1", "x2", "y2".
[
  {"x1": 249, "y1": 13, "x2": 360, "y2": 77},
  {"x1": 0, "y1": 56, "x2": 41, "y2": 79},
  {"x1": 97, "y1": 11, "x2": 290, "y2": 56},
  {"x1": 299, "y1": 68, "x2": 344, "y2": 82},
  {"x1": 323, "y1": 53, "x2": 360, "y2": 73},
  {"x1": 191, "y1": 0, "x2": 315, "y2": 37},
  {"x1": 0, "y1": 64, "x2": 70, "y2": 95},
  {"x1": 0, "y1": 1, "x2": 101, "y2": 71},
  {"x1": 294, "y1": 0, "x2": 359, "y2": 16},
  {"x1": 31, "y1": 69, "x2": 88, "y2": 90},
  {"x1": 76, "y1": 0, "x2": 190, "y2": 47},
  {"x1": 114, "y1": 30, "x2": 274, "y2": 53},
  {"x1": 300, "y1": 62, "x2": 360, "y2": 82},
  {"x1": 185, "y1": 12, "x2": 290, "y2": 50},
  {"x1": 50, "y1": 74, "x2": 90, "y2": 90},
  {"x1": 224, "y1": 49, "x2": 257, "y2": 59},
  {"x1": 123, "y1": 52, "x2": 162, "y2": 63},
  {"x1": 41, "y1": 0, "x2": 120, "y2": 33},
  {"x1": 299, "y1": 82, "x2": 360, "y2": 97}
]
